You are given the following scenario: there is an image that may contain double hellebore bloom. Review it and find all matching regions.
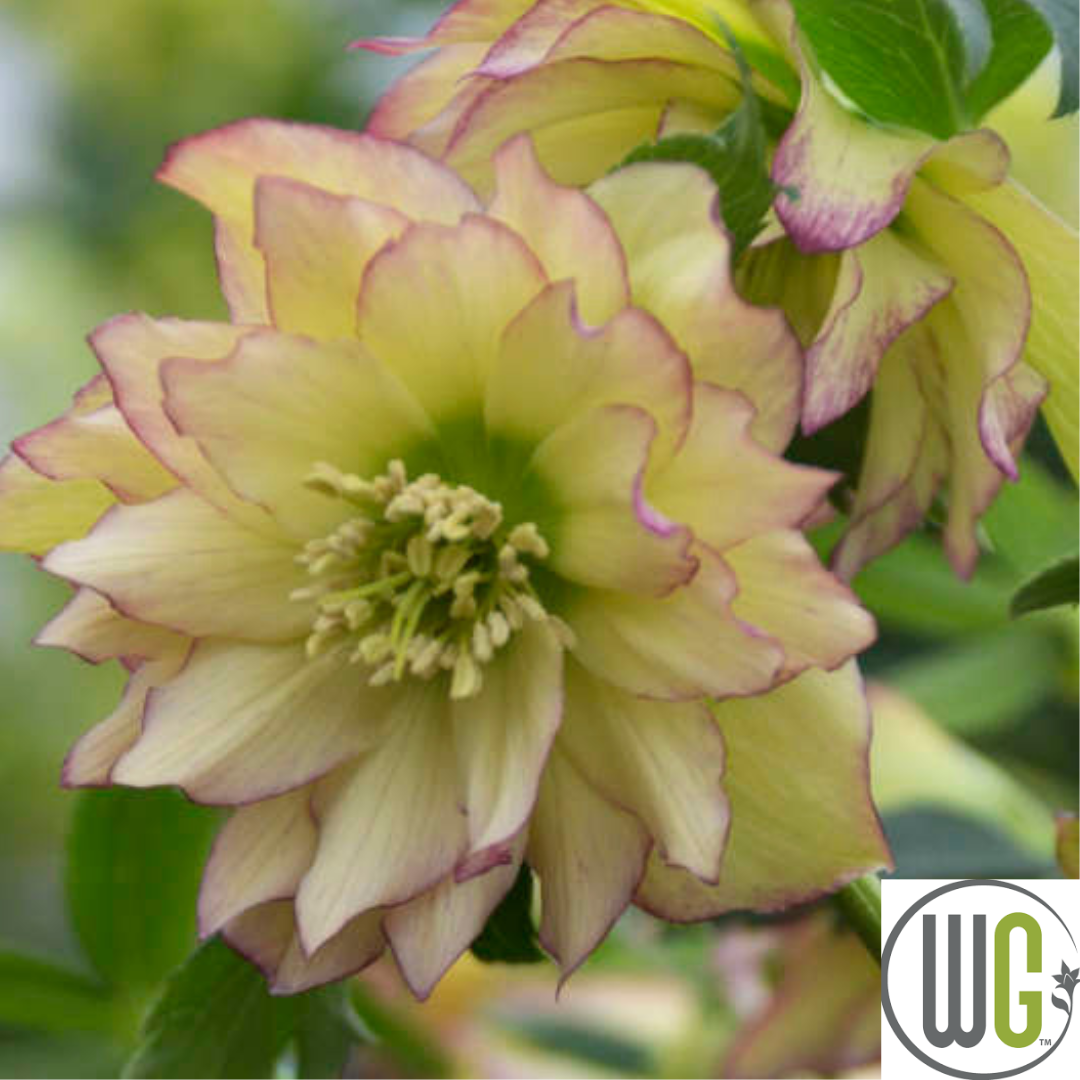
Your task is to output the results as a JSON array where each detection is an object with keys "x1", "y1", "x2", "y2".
[
  {"x1": 362, "y1": 0, "x2": 1078, "y2": 576},
  {"x1": 0, "y1": 120, "x2": 887, "y2": 996}
]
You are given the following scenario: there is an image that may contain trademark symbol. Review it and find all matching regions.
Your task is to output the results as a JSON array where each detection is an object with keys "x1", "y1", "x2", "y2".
[{"x1": 1040, "y1": 1037, "x2": 1053, "y2": 1046}]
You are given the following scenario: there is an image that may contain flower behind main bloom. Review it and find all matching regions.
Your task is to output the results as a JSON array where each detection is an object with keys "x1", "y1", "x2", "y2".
[
  {"x1": 360, "y1": 0, "x2": 1077, "y2": 577},
  {"x1": 0, "y1": 121, "x2": 886, "y2": 996}
]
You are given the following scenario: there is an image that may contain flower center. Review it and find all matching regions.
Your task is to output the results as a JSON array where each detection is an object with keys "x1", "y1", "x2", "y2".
[{"x1": 292, "y1": 459, "x2": 562, "y2": 699}]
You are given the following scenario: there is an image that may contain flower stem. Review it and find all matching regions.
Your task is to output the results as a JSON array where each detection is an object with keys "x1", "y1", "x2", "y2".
[{"x1": 834, "y1": 873, "x2": 882, "y2": 965}]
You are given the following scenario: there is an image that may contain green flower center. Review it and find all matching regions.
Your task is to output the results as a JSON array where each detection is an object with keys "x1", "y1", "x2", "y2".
[{"x1": 293, "y1": 459, "x2": 566, "y2": 699}]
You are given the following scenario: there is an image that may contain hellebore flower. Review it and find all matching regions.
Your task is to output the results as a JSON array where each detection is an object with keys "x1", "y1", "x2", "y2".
[
  {"x1": 360, "y1": 0, "x2": 1077, "y2": 576},
  {"x1": 0, "y1": 120, "x2": 886, "y2": 996}
]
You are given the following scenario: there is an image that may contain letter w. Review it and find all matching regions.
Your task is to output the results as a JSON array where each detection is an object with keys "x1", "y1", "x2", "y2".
[{"x1": 923, "y1": 913, "x2": 987, "y2": 1047}]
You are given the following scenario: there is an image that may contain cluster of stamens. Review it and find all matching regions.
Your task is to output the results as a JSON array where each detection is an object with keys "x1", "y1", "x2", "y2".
[{"x1": 292, "y1": 460, "x2": 569, "y2": 699}]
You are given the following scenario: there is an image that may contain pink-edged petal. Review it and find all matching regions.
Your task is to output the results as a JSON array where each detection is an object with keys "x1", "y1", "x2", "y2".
[
  {"x1": 802, "y1": 230, "x2": 953, "y2": 433},
  {"x1": 112, "y1": 639, "x2": 391, "y2": 805},
  {"x1": 0, "y1": 453, "x2": 113, "y2": 556},
  {"x1": 528, "y1": 748, "x2": 650, "y2": 978},
  {"x1": 353, "y1": 0, "x2": 534, "y2": 53},
  {"x1": 563, "y1": 544, "x2": 783, "y2": 700},
  {"x1": 445, "y1": 57, "x2": 738, "y2": 194},
  {"x1": 527, "y1": 403, "x2": 696, "y2": 595},
  {"x1": 35, "y1": 587, "x2": 184, "y2": 665},
  {"x1": 356, "y1": 216, "x2": 546, "y2": 425},
  {"x1": 384, "y1": 834, "x2": 525, "y2": 1000},
  {"x1": 43, "y1": 488, "x2": 310, "y2": 642},
  {"x1": 476, "y1": 0, "x2": 612, "y2": 76},
  {"x1": 489, "y1": 134, "x2": 629, "y2": 325},
  {"x1": 157, "y1": 119, "x2": 481, "y2": 321},
  {"x1": 297, "y1": 684, "x2": 466, "y2": 953},
  {"x1": 921, "y1": 128, "x2": 1012, "y2": 195},
  {"x1": 224, "y1": 900, "x2": 384, "y2": 996},
  {"x1": 162, "y1": 330, "x2": 434, "y2": 538},
  {"x1": 14, "y1": 403, "x2": 174, "y2": 504},
  {"x1": 62, "y1": 646, "x2": 190, "y2": 789},
  {"x1": 588, "y1": 163, "x2": 802, "y2": 450},
  {"x1": 486, "y1": 280, "x2": 691, "y2": 463},
  {"x1": 557, "y1": 661, "x2": 728, "y2": 881},
  {"x1": 635, "y1": 663, "x2": 891, "y2": 920},
  {"x1": 254, "y1": 177, "x2": 409, "y2": 339},
  {"x1": 724, "y1": 530, "x2": 876, "y2": 678},
  {"x1": 199, "y1": 789, "x2": 317, "y2": 936},
  {"x1": 89, "y1": 314, "x2": 269, "y2": 529},
  {"x1": 966, "y1": 179, "x2": 1079, "y2": 480},
  {"x1": 648, "y1": 384, "x2": 836, "y2": 551},
  {"x1": 452, "y1": 620, "x2": 563, "y2": 869}
]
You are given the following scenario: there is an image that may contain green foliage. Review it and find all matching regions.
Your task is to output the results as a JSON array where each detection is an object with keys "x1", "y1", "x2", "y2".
[
  {"x1": 294, "y1": 984, "x2": 369, "y2": 1080},
  {"x1": 1010, "y1": 553, "x2": 1080, "y2": 617},
  {"x1": 1028, "y1": 0, "x2": 1080, "y2": 115},
  {"x1": 121, "y1": 940, "x2": 296, "y2": 1080},
  {"x1": 67, "y1": 788, "x2": 219, "y2": 991},
  {"x1": 471, "y1": 865, "x2": 545, "y2": 965},
  {"x1": 790, "y1": 0, "x2": 1055, "y2": 137},
  {"x1": 0, "y1": 951, "x2": 115, "y2": 1035}
]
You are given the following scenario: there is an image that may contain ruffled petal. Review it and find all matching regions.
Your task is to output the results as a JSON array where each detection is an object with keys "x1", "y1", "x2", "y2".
[
  {"x1": 527, "y1": 748, "x2": 650, "y2": 977},
  {"x1": 563, "y1": 544, "x2": 782, "y2": 700},
  {"x1": 452, "y1": 621, "x2": 563, "y2": 869},
  {"x1": 557, "y1": 661, "x2": 728, "y2": 881},
  {"x1": 356, "y1": 216, "x2": 546, "y2": 428},
  {"x1": 162, "y1": 330, "x2": 434, "y2": 538},
  {"x1": 199, "y1": 789, "x2": 318, "y2": 936},
  {"x1": 157, "y1": 119, "x2": 481, "y2": 321},
  {"x1": 296, "y1": 684, "x2": 466, "y2": 952},
  {"x1": 724, "y1": 530, "x2": 876, "y2": 678},
  {"x1": 224, "y1": 901, "x2": 384, "y2": 996},
  {"x1": 526, "y1": 404, "x2": 696, "y2": 595},
  {"x1": 254, "y1": 178, "x2": 409, "y2": 339},
  {"x1": 648, "y1": 384, "x2": 835, "y2": 551},
  {"x1": 384, "y1": 834, "x2": 525, "y2": 1000},
  {"x1": 0, "y1": 453, "x2": 112, "y2": 556},
  {"x1": 44, "y1": 489, "x2": 311, "y2": 642},
  {"x1": 486, "y1": 280, "x2": 691, "y2": 464},
  {"x1": 635, "y1": 663, "x2": 891, "y2": 919},
  {"x1": 112, "y1": 639, "x2": 391, "y2": 805},
  {"x1": 588, "y1": 163, "x2": 802, "y2": 450},
  {"x1": 488, "y1": 134, "x2": 629, "y2": 325}
]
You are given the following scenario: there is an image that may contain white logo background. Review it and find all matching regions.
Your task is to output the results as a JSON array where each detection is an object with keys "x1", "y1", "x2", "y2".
[{"x1": 881, "y1": 879, "x2": 1079, "y2": 1080}]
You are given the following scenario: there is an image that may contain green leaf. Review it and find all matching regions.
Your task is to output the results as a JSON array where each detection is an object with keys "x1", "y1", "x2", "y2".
[
  {"x1": 470, "y1": 864, "x2": 545, "y2": 964},
  {"x1": 122, "y1": 939, "x2": 296, "y2": 1080},
  {"x1": 616, "y1": 22, "x2": 778, "y2": 258},
  {"x1": 0, "y1": 950, "x2": 115, "y2": 1035},
  {"x1": 67, "y1": 788, "x2": 219, "y2": 991},
  {"x1": 1010, "y1": 552, "x2": 1079, "y2": 616},
  {"x1": 294, "y1": 984, "x2": 366, "y2": 1080},
  {"x1": 1028, "y1": 0, "x2": 1079, "y2": 115},
  {"x1": 965, "y1": 0, "x2": 1055, "y2": 119},
  {"x1": 790, "y1": 0, "x2": 970, "y2": 138}
]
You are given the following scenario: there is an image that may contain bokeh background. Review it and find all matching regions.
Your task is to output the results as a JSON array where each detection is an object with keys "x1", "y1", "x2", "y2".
[{"x1": 0, "y1": 2, "x2": 1076, "y2": 1076}]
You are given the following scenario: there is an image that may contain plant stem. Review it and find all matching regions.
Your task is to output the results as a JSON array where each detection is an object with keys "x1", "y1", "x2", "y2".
[{"x1": 834, "y1": 873, "x2": 882, "y2": 965}]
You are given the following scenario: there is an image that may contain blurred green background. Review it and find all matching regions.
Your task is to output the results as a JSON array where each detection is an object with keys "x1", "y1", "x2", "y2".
[{"x1": 0, "y1": 2, "x2": 1075, "y2": 1077}]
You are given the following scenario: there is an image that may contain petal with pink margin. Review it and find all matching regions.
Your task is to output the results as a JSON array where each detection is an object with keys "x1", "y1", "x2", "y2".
[
  {"x1": 354, "y1": 0, "x2": 534, "y2": 54},
  {"x1": 557, "y1": 660, "x2": 728, "y2": 882},
  {"x1": 384, "y1": 833, "x2": 525, "y2": 1000},
  {"x1": 635, "y1": 662, "x2": 891, "y2": 919},
  {"x1": 527, "y1": 747, "x2": 650, "y2": 978},
  {"x1": 43, "y1": 488, "x2": 311, "y2": 643},
  {"x1": 724, "y1": 530, "x2": 876, "y2": 679},
  {"x1": 562, "y1": 544, "x2": 783, "y2": 700},
  {"x1": 296, "y1": 683, "x2": 467, "y2": 953},
  {"x1": 588, "y1": 163, "x2": 802, "y2": 450},
  {"x1": 526, "y1": 403, "x2": 696, "y2": 595},
  {"x1": 356, "y1": 216, "x2": 546, "y2": 425},
  {"x1": 488, "y1": 134, "x2": 629, "y2": 325},
  {"x1": 112, "y1": 639, "x2": 393, "y2": 805},
  {"x1": 224, "y1": 901, "x2": 384, "y2": 996},
  {"x1": 157, "y1": 119, "x2": 481, "y2": 321},
  {"x1": 452, "y1": 620, "x2": 564, "y2": 870},
  {"x1": 162, "y1": 330, "x2": 435, "y2": 539},
  {"x1": 199, "y1": 789, "x2": 318, "y2": 936}
]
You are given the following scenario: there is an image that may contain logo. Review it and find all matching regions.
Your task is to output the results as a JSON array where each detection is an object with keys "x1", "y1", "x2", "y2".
[{"x1": 881, "y1": 880, "x2": 1078, "y2": 1079}]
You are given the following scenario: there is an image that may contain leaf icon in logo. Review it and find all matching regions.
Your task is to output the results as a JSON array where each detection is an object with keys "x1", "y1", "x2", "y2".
[{"x1": 1052, "y1": 958, "x2": 1076, "y2": 1016}]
